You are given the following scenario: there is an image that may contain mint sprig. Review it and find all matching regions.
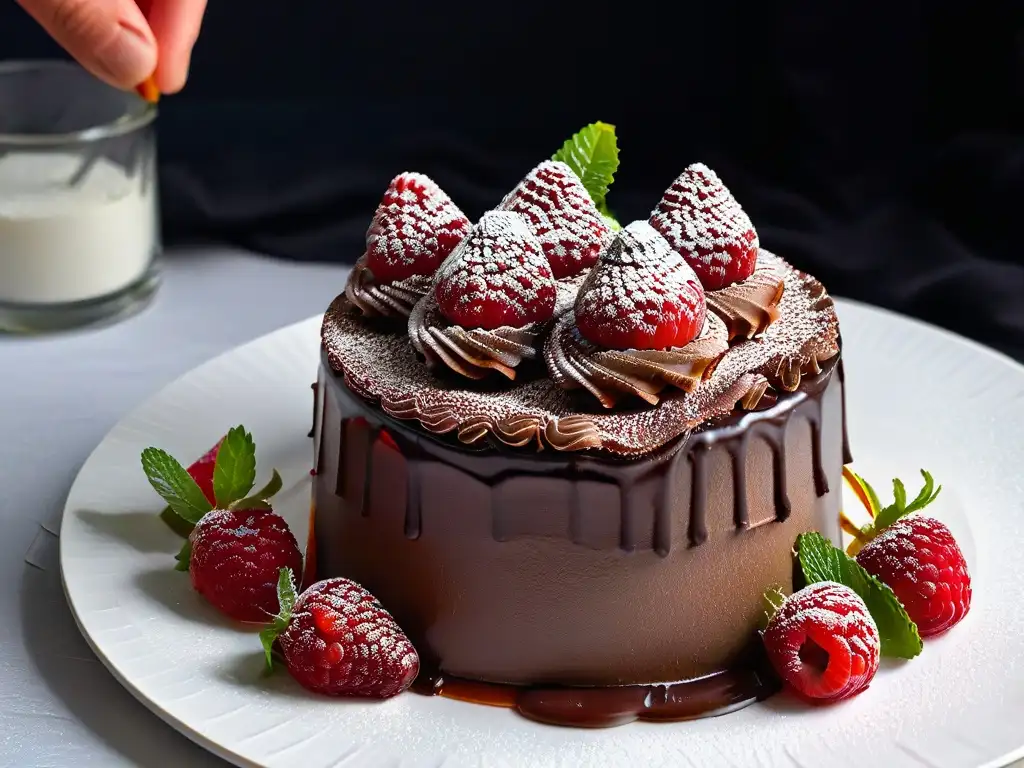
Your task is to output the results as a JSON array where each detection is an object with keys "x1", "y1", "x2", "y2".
[
  {"x1": 552, "y1": 121, "x2": 620, "y2": 228},
  {"x1": 233, "y1": 469, "x2": 283, "y2": 511},
  {"x1": 141, "y1": 447, "x2": 214, "y2": 525},
  {"x1": 143, "y1": 426, "x2": 285, "y2": 571},
  {"x1": 212, "y1": 426, "x2": 258, "y2": 508},
  {"x1": 259, "y1": 568, "x2": 299, "y2": 670},
  {"x1": 796, "y1": 531, "x2": 922, "y2": 659}
]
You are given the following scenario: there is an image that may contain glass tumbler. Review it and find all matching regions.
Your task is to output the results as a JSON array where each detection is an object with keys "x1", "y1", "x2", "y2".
[{"x1": 0, "y1": 60, "x2": 160, "y2": 332}]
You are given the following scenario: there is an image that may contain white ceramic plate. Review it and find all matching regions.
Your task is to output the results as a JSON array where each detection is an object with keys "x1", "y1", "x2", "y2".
[{"x1": 61, "y1": 300, "x2": 1024, "y2": 768}]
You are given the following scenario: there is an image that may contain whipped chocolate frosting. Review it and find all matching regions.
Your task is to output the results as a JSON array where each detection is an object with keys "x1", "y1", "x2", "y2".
[
  {"x1": 544, "y1": 312, "x2": 729, "y2": 408},
  {"x1": 408, "y1": 276, "x2": 583, "y2": 381},
  {"x1": 322, "y1": 250, "x2": 840, "y2": 456},
  {"x1": 706, "y1": 259, "x2": 786, "y2": 340},
  {"x1": 344, "y1": 255, "x2": 432, "y2": 320}
]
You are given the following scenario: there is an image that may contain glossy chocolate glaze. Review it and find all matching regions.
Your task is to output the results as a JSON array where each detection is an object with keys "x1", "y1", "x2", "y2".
[{"x1": 309, "y1": 351, "x2": 846, "y2": 722}]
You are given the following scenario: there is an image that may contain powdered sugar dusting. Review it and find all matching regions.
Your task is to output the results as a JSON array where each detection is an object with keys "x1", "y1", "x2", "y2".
[
  {"x1": 322, "y1": 250, "x2": 840, "y2": 455},
  {"x1": 278, "y1": 577, "x2": 419, "y2": 698},
  {"x1": 574, "y1": 221, "x2": 706, "y2": 349},
  {"x1": 498, "y1": 160, "x2": 611, "y2": 279},
  {"x1": 649, "y1": 163, "x2": 759, "y2": 290},
  {"x1": 433, "y1": 211, "x2": 557, "y2": 330},
  {"x1": 365, "y1": 172, "x2": 471, "y2": 284}
]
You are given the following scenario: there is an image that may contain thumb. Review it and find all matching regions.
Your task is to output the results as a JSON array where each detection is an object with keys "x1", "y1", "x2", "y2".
[{"x1": 16, "y1": 0, "x2": 158, "y2": 90}]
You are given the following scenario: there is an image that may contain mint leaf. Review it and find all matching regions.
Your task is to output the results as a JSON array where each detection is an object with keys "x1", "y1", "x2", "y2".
[
  {"x1": 212, "y1": 426, "x2": 257, "y2": 509},
  {"x1": 873, "y1": 470, "x2": 941, "y2": 531},
  {"x1": 160, "y1": 506, "x2": 195, "y2": 538},
  {"x1": 141, "y1": 447, "x2": 213, "y2": 524},
  {"x1": 231, "y1": 469, "x2": 283, "y2": 510},
  {"x1": 552, "y1": 121, "x2": 620, "y2": 223},
  {"x1": 759, "y1": 586, "x2": 786, "y2": 632},
  {"x1": 258, "y1": 567, "x2": 299, "y2": 670},
  {"x1": 174, "y1": 539, "x2": 192, "y2": 571},
  {"x1": 796, "y1": 531, "x2": 922, "y2": 659}
]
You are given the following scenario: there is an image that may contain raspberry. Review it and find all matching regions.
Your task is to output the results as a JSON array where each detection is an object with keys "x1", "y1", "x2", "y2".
[
  {"x1": 498, "y1": 160, "x2": 611, "y2": 279},
  {"x1": 365, "y1": 172, "x2": 471, "y2": 284},
  {"x1": 573, "y1": 220, "x2": 707, "y2": 350},
  {"x1": 762, "y1": 582, "x2": 880, "y2": 702},
  {"x1": 434, "y1": 211, "x2": 557, "y2": 331},
  {"x1": 277, "y1": 577, "x2": 420, "y2": 698},
  {"x1": 856, "y1": 515, "x2": 972, "y2": 637},
  {"x1": 649, "y1": 163, "x2": 759, "y2": 291},
  {"x1": 185, "y1": 438, "x2": 223, "y2": 505},
  {"x1": 188, "y1": 507, "x2": 303, "y2": 623}
]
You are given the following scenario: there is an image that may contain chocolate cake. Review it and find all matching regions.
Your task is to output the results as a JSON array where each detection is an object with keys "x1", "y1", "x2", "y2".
[{"x1": 308, "y1": 142, "x2": 848, "y2": 726}]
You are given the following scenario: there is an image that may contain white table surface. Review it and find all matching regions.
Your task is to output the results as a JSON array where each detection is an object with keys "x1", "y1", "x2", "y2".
[
  {"x1": 0, "y1": 248, "x2": 348, "y2": 768},
  {"x1": 2, "y1": 249, "x2": 1020, "y2": 768}
]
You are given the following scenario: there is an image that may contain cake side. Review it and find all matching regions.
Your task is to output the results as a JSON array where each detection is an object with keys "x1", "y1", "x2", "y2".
[{"x1": 310, "y1": 349, "x2": 846, "y2": 686}]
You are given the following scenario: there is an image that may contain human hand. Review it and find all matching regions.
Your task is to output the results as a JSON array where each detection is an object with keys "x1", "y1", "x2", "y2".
[{"x1": 15, "y1": 0, "x2": 207, "y2": 95}]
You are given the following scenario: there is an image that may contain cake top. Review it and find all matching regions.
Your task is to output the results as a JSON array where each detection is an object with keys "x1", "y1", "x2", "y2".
[{"x1": 323, "y1": 122, "x2": 840, "y2": 456}]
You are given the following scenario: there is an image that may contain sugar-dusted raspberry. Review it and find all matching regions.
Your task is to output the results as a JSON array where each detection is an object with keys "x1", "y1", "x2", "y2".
[
  {"x1": 856, "y1": 515, "x2": 972, "y2": 637},
  {"x1": 188, "y1": 507, "x2": 303, "y2": 623},
  {"x1": 762, "y1": 581, "x2": 881, "y2": 702},
  {"x1": 434, "y1": 210, "x2": 557, "y2": 331},
  {"x1": 276, "y1": 576, "x2": 420, "y2": 698},
  {"x1": 573, "y1": 220, "x2": 707, "y2": 350},
  {"x1": 365, "y1": 172, "x2": 471, "y2": 284},
  {"x1": 498, "y1": 160, "x2": 611, "y2": 279},
  {"x1": 649, "y1": 163, "x2": 759, "y2": 291}
]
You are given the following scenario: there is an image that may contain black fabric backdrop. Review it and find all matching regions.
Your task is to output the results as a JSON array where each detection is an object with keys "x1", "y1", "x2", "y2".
[{"x1": 2, "y1": 1, "x2": 1023, "y2": 359}]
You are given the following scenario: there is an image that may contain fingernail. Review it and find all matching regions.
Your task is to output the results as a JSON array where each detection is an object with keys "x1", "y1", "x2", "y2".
[
  {"x1": 96, "y1": 20, "x2": 157, "y2": 88},
  {"x1": 135, "y1": 75, "x2": 160, "y2": 103}
]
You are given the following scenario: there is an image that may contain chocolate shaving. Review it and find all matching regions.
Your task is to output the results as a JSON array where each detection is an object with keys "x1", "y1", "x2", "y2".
[
  {"x1": 322, "y1": 250, "x2": 840, "y2": 456},
  {"x1": 706, "y1": 259, "x2": 786, "y2": 340},
  {"x1": 738, "y1": 374, "x2": 772, "y2": 410},
  {"x1": 344, "y1": 255, "x2": 431, "y2": 320},
  {"x1": 544, "y1": 312, "x2": 729, "y2": 409}
]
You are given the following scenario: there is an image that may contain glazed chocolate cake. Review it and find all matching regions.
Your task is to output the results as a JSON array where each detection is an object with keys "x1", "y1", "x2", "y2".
[{"x1": 308, "y1": 142, "x2": 848, "y2": 726}]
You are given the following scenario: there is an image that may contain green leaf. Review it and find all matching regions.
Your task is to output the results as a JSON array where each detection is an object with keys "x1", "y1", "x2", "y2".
[
  {"x1": 160, "y1": 506, "x2": 195, "y2": 538},
  {"x1": 872, "y1": 469, "x2": 942, "y2": 532},
  {"x1": 551, "y1": 121, "x2": 620, "y2": 222},
  {"x1": 141, "y1": 447, "x2": 214, "y2": 525},
  {"x1": 796, "y1": 532, "x2": 922, "y2": 658},
  {"x1": 212, "y1": 426, "x2": 257, "y2": 509},
  {"x1": 759, "y1": 586, "x2": 787, "y2": 632},
  {"x1": 174, "y1": 539, "x2": 192, "y2": 571},
  {"x1": 258, "y1": 568, "x2": 299, "y2": 671},
  {"x1": 231, "y1": 469, "x2": 283, "y2": 510},
  {"x1": 846, "y1": 468, "x2": 882, "y2": 518}
]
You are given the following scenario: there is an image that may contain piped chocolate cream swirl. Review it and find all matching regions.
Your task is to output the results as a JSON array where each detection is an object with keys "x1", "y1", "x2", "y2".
[
  {"x1": 345, "y1": 256, "x2": 433, "y2": 320},
  {"x1": 706, "y1": 259, "x2": 786, "y2": 340},
  {"x1": 409, "y1": 278, "x2": 582, "y2": 381},
  {"x1": 545, "y1": 312, "x2": 729, "y2": 408}
]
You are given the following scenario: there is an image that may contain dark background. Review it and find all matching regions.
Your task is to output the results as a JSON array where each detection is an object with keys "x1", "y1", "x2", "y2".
[{"x1": 2, "y1": 1, "x2": 1023, "y2": 358}]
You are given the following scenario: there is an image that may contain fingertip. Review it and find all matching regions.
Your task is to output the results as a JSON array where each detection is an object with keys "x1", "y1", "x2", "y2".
[{"x1": 153, "y1": 57, "x2": 189, "y2": 95}]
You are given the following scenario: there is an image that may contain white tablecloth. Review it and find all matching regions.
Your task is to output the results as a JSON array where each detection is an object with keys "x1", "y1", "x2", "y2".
[{"x1": 0, "y1": 249, "x2": 348, "y2": 767}]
